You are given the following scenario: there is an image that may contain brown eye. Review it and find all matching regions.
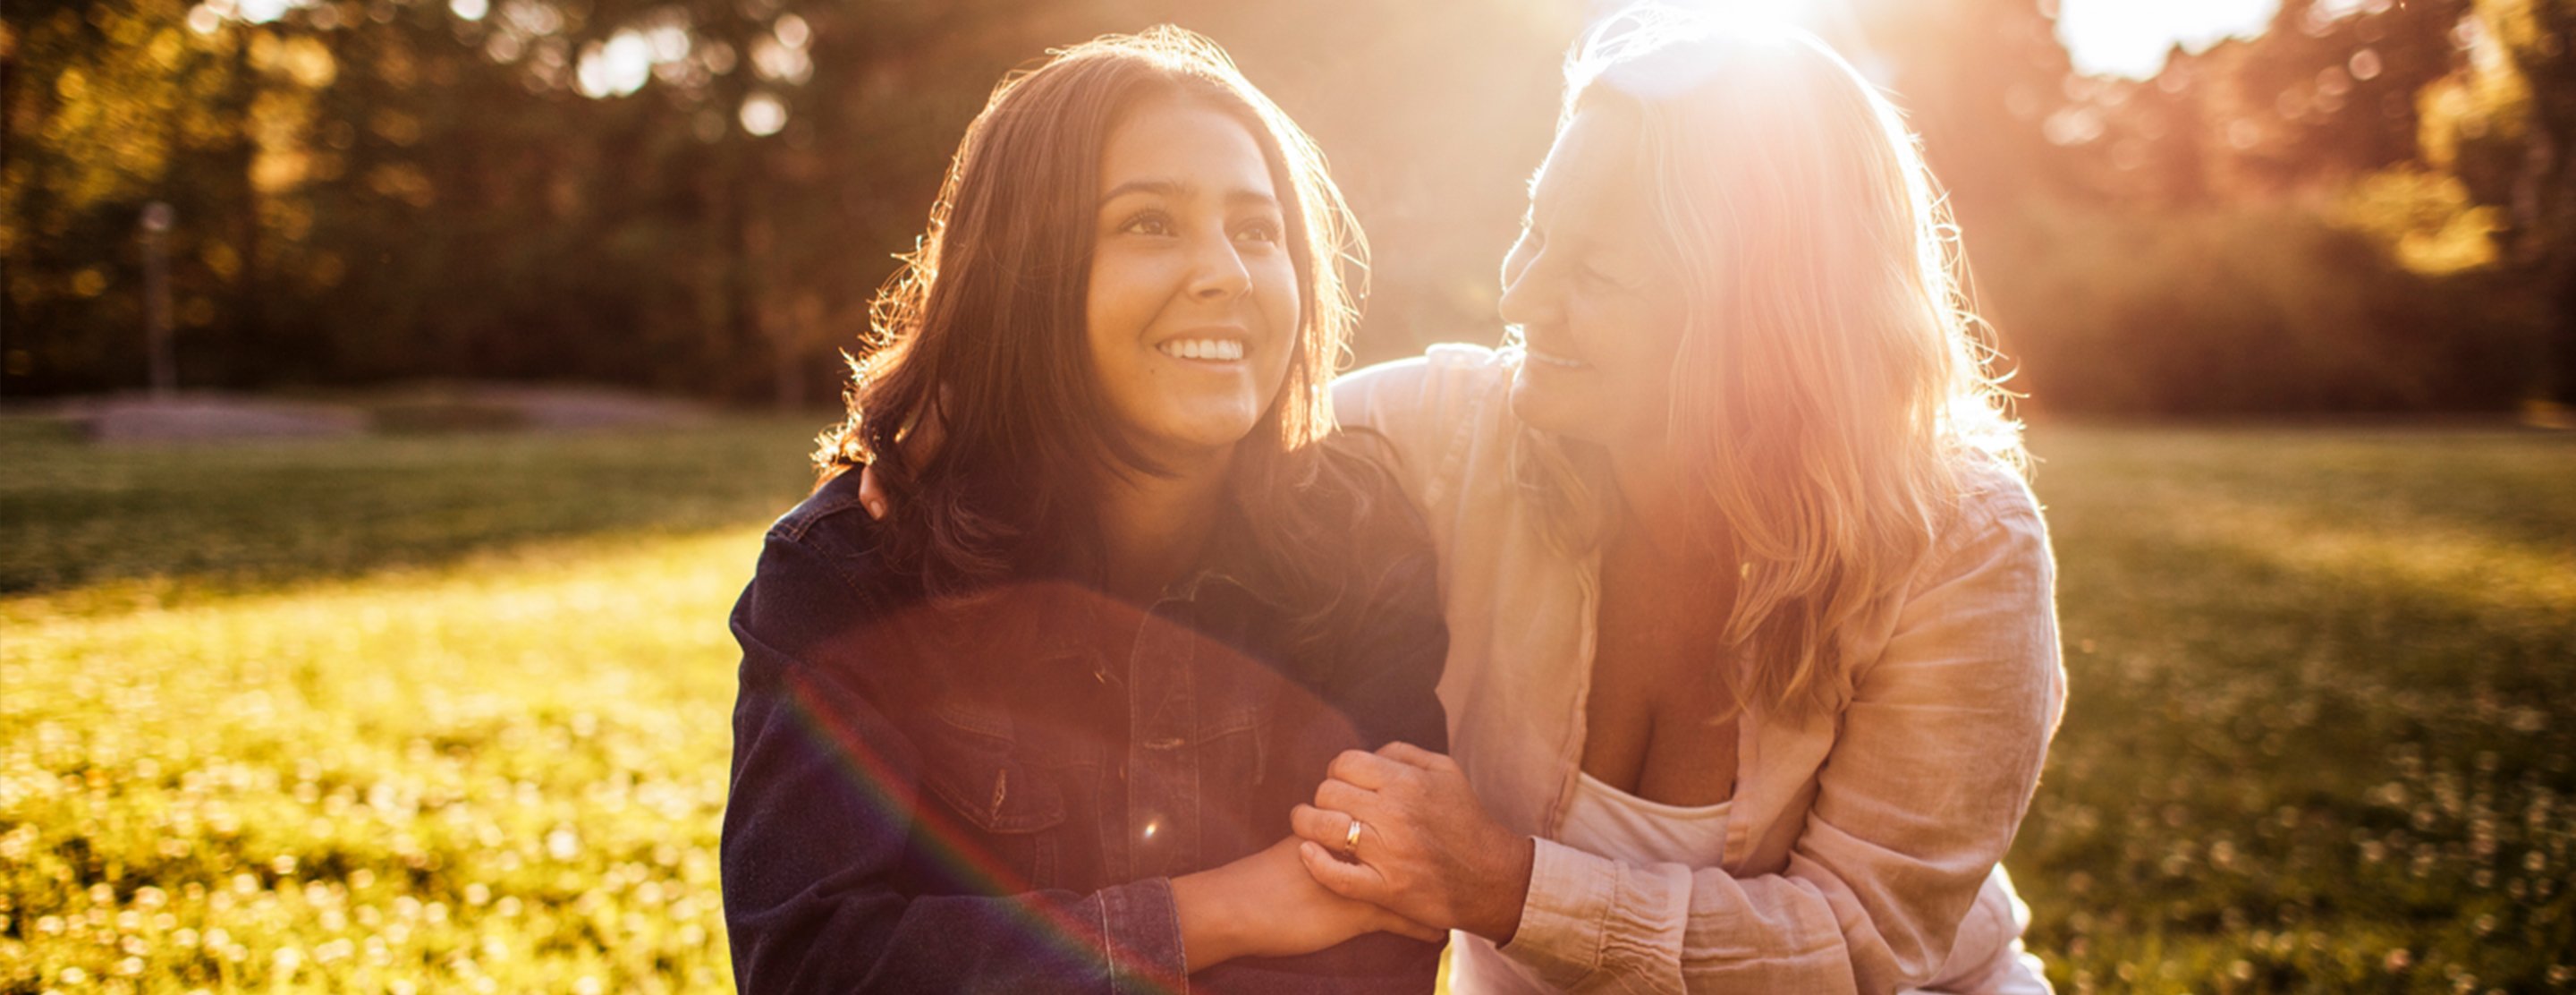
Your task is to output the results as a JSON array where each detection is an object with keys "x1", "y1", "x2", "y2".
[
  {"x1": 1120, "y1": 211, "x2": 1173, "y2": 236},
  {"x1": 1235, "y1": 219, "x2": 1283, "y2": 244}
]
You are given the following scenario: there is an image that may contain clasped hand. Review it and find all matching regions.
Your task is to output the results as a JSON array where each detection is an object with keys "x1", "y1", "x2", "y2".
[{"x1": 1289, "y1": 742, "x2": 1536, "y2": 943}]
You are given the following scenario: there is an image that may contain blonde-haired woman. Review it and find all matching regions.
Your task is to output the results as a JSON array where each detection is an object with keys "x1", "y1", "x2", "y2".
[{"x1": 1288, "y1": 8, "x2": 2064, "y2": 992}]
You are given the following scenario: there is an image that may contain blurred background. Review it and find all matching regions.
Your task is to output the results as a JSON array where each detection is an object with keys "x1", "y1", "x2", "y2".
[
  {"x1": 6, "y1": 0, "x2": 2573, "y2": 416},
  {"x1": 4, "y1": 2, "x2": 2572, "y2": 993}
]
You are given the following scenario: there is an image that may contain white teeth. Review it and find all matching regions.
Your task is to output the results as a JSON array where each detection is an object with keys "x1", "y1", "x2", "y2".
[{"x1": 1160, "y1": 338, "x2": 1244, "y2": 361}]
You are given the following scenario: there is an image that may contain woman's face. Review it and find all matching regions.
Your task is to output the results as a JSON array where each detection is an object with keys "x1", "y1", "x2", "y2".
[
  {"x1": 1498, "y1": 106, "x2": 1692, "y2": 453},
  {"x1": 1086, "y1": 94, "x2": 1300, "y2": 468}
]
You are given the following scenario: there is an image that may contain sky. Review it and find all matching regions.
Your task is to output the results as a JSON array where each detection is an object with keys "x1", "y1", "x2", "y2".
[{"x1": 2058, "y1": 0, "x2": 2338, "y2": 78}]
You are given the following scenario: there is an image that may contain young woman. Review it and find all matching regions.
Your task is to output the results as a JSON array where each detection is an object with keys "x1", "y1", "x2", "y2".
[
  {"x1": 721, "y1": 28, "x2": 1448, "y2": 992},
  {"x1": 1287, "y1": 10, "x2": 2067, "y2": 993}
]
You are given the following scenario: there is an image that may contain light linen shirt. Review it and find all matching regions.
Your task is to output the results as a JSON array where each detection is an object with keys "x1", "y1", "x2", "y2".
[{"x1": 1335, "y1": 344, "x2": 2067, "y2": 995}]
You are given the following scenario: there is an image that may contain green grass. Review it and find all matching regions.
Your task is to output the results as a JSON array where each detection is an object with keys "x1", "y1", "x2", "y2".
[
  {"x1": 1, "y1": 420, "x2": 2570, "y2": 992},
  {"x1": 2014, "y1": 428, "x2": 2576, "y2": 994}
]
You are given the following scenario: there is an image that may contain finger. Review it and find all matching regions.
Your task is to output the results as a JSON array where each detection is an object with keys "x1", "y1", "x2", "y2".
[
  {"x1": 1326, "y1": 749, "x2": 1409, "y2": 791},
  {"x1": 1289, "y1": 804, "x2": 1354, "y2": 848},
  {"x1": 1376, "y1": 742, "x2": 1455, "y2": 772},
  {"x1": 1313, "y1": 778, "x2": 1378, "y2": 819},
  {"x1": 1298, "y1": 840, "x2": 1387, "y2": 903},
  {"x1": 856, "y1": 465, "x2": 889, "y2": 520}
]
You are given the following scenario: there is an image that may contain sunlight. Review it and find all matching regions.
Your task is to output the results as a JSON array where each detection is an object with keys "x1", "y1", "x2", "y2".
[
  {"x1": 2057, "y1": 0, "x2": 2277, "y2": 78},
  {"x1": 1648, "y1": 0, "x2": 1826, "y2": 30},
  {"x1": 574, "y1": 30, "x2": 653, "y2": 99}
]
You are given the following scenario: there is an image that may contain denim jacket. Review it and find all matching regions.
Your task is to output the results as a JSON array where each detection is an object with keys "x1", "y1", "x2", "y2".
[{"x1": 722, "y1": 463, "x2": 1450, "y2": 993}]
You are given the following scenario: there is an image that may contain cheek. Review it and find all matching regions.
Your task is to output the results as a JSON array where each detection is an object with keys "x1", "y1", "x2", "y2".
[
  {"x1": 1085, "y1": 251, "x2": 1160, "y2": 356},
  {"x1": 1254, "y1": 259, "x2": 1301, "y2": 351},
  {"x1": 1585, "y1": 293, "x2": 1685, "y2": 370}
]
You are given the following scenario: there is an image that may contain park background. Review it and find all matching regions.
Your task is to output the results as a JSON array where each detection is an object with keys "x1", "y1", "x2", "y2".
[{"x1": 4, "y1": 0, "x2": 2572, "y2": 991}]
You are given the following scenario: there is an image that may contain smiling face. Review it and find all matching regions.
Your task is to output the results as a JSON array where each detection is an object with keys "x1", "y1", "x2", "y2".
[
  {"x1": 1498, "y1": 105, "x2": 1692, "y2": 452},
  {"x1": 1084, "y1": 93, "x2": 1301, "y2": 471}
]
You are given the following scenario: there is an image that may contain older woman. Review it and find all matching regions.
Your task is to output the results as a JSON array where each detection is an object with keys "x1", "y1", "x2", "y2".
[{"x1": 1288, "y1": 9, "x2": 2064, "y2": 993}]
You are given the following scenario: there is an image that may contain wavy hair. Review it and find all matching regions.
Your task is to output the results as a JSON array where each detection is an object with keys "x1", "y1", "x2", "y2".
[
  {"x1": 813, "y1": 27, "x2": 1375, "y2": 615},
  {"x1": 1509, "y1": 6, "x2": 2026, "y2": 720}
]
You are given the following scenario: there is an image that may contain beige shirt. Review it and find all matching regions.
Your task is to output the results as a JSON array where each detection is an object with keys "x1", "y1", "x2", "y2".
[{"x1": 1335, "y1": 345, "x2": 2066, "y2": 994}]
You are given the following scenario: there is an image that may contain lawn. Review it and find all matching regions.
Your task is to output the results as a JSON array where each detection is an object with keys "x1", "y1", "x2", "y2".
[{"x1": 1, "y1": 420, "x2": 2569, "y2": 992}]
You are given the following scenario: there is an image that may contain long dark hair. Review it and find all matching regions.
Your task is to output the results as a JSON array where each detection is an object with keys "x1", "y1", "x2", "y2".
[{"x1": 815, "y1": 26, "x2": 1388, "y2": 625}]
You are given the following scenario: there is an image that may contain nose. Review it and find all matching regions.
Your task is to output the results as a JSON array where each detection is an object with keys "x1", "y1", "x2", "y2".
[
  {"x1": 1496, "y1": 229, "x2": 1556, "y2": 327},
  {"x1": 1187, "y1": 230, "x2": 1253, "y2": 303}
]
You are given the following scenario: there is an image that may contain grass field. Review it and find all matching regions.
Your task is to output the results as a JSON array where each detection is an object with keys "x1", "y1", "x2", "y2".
[{"x1": 2, "y1": 419, "x2": 2570, "y2": 992}]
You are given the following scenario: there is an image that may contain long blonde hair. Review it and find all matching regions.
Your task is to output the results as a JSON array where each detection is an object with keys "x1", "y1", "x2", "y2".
[{"x1": 1510, "y1": 6, "x2": 2024, "y2": 720}]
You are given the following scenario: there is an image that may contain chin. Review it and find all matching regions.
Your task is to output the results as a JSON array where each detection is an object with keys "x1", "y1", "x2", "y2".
[
  {"x1": 1142, "y1": 408, "x2": 1265, "y2": 460},
  {"x1": 1508, "y1": 367, "x2": 1586, "y2": 438}
]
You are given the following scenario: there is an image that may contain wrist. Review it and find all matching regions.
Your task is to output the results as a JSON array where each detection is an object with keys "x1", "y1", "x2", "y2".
[
  {"x1": 1470, "y1": 835, "x2": 1537, "y2": 945},
  {"x1": 1171, "y1": 869, "x2": 1249, "y2": 970}
]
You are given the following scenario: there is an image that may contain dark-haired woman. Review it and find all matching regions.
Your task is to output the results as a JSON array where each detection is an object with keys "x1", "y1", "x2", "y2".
[{"x1": 720, "y1": 27, "x2": 1447, "y2": 994}]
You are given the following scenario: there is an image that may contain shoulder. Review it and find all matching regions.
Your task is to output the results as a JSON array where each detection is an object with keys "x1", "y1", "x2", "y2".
[
  {"x1": 1333, "y1": 344, "x2": 1519, "y2": 506},
  {"x1": 1939, "y1": 453, "x2": 2046, "y2": 557},
  {"x1": 740, "y1": 472, "x2": 909, "y2": 650},
  {"x1": 1311, "y1": 434, "x2": 1437, "y2": 557},
  {"x1": 1898, "y1": 451, "x2": 2053, "y2": 613},
  {"x1": 769, "y1": 469, "x2": 880, "y2": 547},
  {"x1": 1332, "y1": 343, "x2": 1516, "y2": 434}
]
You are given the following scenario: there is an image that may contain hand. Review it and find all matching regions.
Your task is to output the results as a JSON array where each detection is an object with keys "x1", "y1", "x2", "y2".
[
  {"x1": 1172, "y1": 837, "x2": 1444, "y2": 971},
  {"x1": 1291, "y1": 743, "x2": 1536, "y2": 943},
  {"x1": 856, "y1": 463, "x2": 890, "y2": 520}
]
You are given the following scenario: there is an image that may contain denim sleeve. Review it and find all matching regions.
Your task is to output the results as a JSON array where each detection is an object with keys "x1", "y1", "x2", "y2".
[{"x1": 721, "y1": 529, "x2": 1190, "y2": 994}]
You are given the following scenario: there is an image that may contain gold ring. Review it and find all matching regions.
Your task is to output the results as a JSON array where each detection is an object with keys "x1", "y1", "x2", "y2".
[{"x1": 1343, "y1": 818, "x2": 1364, "y2": 856}]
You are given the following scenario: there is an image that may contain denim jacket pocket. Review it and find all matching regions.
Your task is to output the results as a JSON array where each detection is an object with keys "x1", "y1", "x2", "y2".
[{"x1": 915, "y1": 702, "x2": 1069, "y2": 889}]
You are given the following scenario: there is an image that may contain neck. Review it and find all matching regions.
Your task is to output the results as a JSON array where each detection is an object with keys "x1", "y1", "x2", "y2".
[
  {"x1": 1604, "y1": 438, "x2": 1729, "y2": 567},
  {"x1": 1096, "y1": 447, "x2": 1233, "y2": 603}
]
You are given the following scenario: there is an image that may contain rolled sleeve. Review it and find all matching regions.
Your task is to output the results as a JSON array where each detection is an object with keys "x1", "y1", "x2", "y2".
[{"x1": 1500, "y1": 471, "x2": 2065, "y2": 994}]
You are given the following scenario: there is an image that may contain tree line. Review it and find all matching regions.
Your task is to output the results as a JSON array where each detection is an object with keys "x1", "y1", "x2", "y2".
[{"x1": 4, "y1": 0, "x2": 2570, "y2": 415}]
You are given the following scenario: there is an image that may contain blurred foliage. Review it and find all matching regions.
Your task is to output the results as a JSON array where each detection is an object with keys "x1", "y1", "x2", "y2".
[{"x1": 2, "y1": 0, "x2": 2572, "y2": 412}]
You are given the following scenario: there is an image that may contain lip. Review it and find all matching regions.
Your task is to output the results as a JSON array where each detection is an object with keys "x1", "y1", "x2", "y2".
[{"x1": 1522, "y1": 343, "x2": 1590, "y2": 370}]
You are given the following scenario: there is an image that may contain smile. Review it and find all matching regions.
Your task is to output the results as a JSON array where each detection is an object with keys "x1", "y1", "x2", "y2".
[
  {"x1": 1526, "y1": 347, "x2": 1589, "y2": 370},
  {"x1": 1158, "y1": 337, "x2": 1247, "y2": 362}
]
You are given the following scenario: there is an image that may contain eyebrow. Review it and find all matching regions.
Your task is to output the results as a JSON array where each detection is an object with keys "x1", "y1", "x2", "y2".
[{"x1": 1099, "y1": 178, "x2": 1279, "y2": 210}]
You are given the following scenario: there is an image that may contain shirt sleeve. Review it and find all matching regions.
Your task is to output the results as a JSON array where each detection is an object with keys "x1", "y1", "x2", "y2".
[
  {"x1": 1331, "y1": 345, "x2": 1506, "y2": 517},
  {"x1": 721, "y1": 529, "x2": 1191, "y2": 994},
  {"x1": 1497, "y1": 474, "x2": 2068, "y2": 994}
]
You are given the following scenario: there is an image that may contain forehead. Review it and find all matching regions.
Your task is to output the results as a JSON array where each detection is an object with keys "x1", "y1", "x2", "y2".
[
  {"x1": 1097, "y1": 94, "x2": 1275, "y2": 196},
  {"x1": 1530, "y1": 106, "x2": 1656, "y2": 234}
]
